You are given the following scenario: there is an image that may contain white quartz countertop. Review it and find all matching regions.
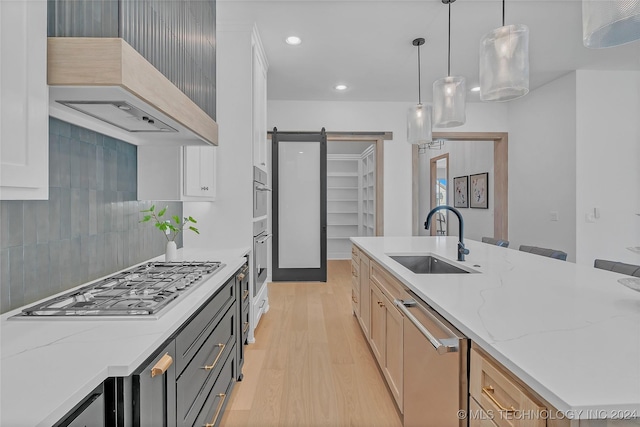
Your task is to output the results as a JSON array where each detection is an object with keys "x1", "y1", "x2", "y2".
[
  {"x1": 0, "y1": 247, "x2": 249, "y2": 427},
  {"x1": 352, "y1": 236, "x2": 640, "y2": 420}
]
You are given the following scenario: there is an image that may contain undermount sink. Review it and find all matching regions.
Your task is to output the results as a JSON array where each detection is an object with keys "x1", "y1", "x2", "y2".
[{"x1": 389, "y1": 255, "x2": 475, "y2": 274}]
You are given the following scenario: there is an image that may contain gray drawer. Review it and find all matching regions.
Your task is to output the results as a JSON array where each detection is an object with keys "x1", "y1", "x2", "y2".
[
  {"x1": 192, "y1": 349, "x2": 236, "y2": 427},
  {"x1": 177, "y1": 305, "x2": 236, "y2": 427},
  {"x1": 176, "y1": 276, "x2": 235, "y2": 374}
]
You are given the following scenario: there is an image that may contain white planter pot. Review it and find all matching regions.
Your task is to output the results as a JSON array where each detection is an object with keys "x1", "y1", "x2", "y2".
[{"x1": 165, "y1": 241, "x2": 177, "y2": 262}]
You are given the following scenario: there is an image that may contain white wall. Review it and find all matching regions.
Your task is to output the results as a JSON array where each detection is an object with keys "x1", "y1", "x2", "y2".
[
  {"x1": 420, "y1": 141, "x2": 495, "y2": 241},
  {"x1": 268, "y1": 100, "x2": 508, "y2": 236},
  {"x1": 575, "y1": 70, "x2": 640, "y2": 266},
  {"x1": 184, "y1": 26, "x2": 255, "y2": 250},
  {"x1": 507, "y1": 72, "x2": 578, "y2": 261}
]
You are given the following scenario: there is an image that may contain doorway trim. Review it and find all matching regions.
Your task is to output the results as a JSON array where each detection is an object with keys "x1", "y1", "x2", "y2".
[
  {"x1": 429, "y1": 152, "x2": 449, "y2": 236},
  {"x1": 412, "y1": 132, "x2": 508, "y2": 239}
]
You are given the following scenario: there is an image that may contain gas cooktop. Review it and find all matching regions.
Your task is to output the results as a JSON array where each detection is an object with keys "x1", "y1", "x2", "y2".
[{"x1": 16, "y1": 261, "x2": 225, "y2": 318}]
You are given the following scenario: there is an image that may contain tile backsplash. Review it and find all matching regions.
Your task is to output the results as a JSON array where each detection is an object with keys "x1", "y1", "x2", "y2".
[{"x1": 0, "y1": 117, "x2": 182, "y2": 313}]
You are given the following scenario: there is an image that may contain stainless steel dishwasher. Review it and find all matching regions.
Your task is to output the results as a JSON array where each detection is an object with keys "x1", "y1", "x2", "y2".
[{"x1": 395, "y1": 291, "x2": 469, "y2": 427}]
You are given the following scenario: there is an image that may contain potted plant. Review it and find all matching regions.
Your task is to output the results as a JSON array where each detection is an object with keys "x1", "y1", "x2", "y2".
[{"x1": 140, "y1": 205, "x2": 199, "y2": 261}]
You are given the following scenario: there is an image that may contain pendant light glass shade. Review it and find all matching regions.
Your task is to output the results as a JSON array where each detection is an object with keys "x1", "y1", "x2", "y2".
[
  {"x1": 433, "y1": 76, "x2": 466, "y2": 127},
  {"x1": 582, "y1": 0, "x2": 640, "y2": 48},
  {"x1": 479, "y1": 23, "x2": 529, "y2": 102},
  {"x1": 433, "y1": 0, "x2": 466, "y2": 128},
  {"x1": 407, "y1": 38, "x2": 432, "y2": 145},
  {"x1": 407, "y1": 103, "x2": 433, "y2": 145}
]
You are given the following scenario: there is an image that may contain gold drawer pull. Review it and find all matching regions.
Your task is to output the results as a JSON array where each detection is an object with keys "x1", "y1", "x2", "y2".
[
  {"x1": 482, "y1": 385, "x2": 516, "y2": 413},
  {"x1": 204, "y1": 393, "x2": 227, "y2": 427},
  {"x1": 243, "y1": 322, "x2": 250, "y2": 333},
  {"x1": 203, "y1": 344, "x2": 225, "y2": 371},
  {"x1": 242, "y1": 290, "x2": 250, "y2": 300},
  {"x1": 151, "y1": 353, "x2": 173, "y2": 378},
  {"x1": 237, "y1": 272, "x2": 246, "y2": 281}
]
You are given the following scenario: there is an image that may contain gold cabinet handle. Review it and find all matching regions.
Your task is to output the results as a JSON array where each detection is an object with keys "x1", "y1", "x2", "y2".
[
  {"x1": 482, "y1": 385, "x2": 516, "y2": 413},
  {"x1": 203, "y1": 344, "x2": 225, "y2": 371},
  {"x1": 237, "y1": 273, "x2": 246, "y2": 281},
  {"x1": 242, "y1": 290, "x2": 250, "y2": 300},
  {"x1": 377, "y1": 301, "x2": 385, "y2": 308},
  {"x1": 151, "y1": 353, "x2": 173, "y2": 378},
  {"x1": 243, "y1": 322, "x2": 250, "y2": 333},
  {"x1": 204, "y1": 393, "x2": 227, "y2": 427}
]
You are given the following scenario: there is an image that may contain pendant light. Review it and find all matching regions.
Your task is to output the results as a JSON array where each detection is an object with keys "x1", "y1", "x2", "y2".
[
  {"x1": 433, "y1": 0, "x2": 466, "y2": 128},
  {"x1": 407, "y1": 38, "x2": 433, "y2": 145},
  {"x1": 479, "y1": 0, "x2": 529, "y2": 102},
  {"x1": 583, "y1": 0, "x2": 640, "y2": 48}
]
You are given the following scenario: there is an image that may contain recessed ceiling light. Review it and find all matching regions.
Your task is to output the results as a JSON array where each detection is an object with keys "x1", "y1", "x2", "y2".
[
  {"x1": 470, "y1": 86, "x2": 481, "y2": 92},
  {"x1": 335, "y1": 84, "x2": 348, "y2": 91},
  {"x1": 285, "y1": 36, "x2": 302, "y2": 45}
]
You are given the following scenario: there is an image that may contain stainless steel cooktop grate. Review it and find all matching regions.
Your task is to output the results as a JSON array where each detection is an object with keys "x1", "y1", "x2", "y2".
[{"x1": 18, "y1": 261, "x2": 225, "y2": 317}]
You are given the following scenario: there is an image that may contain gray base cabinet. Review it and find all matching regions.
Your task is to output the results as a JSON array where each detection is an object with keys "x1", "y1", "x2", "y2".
[
  {"x1": 236, "y1": 258, "x2": 250, "y2": 380},
  {"x1": 177, "y1": 303, "x2": 236, "y2": 426},
  {"x1": 193, "y1": 349, "x2": 236, "y2": 427},
  {"x1": 133, "y1": 341, "x2": 177, "y2": 427},
  {"x1": 55, "y1": 268, "x2": 244, "y2": 427}
]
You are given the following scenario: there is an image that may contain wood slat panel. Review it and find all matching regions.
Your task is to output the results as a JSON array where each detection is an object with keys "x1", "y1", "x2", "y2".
[{"x1": 47, "y1": 37, "x2": 218, "y2": 145}]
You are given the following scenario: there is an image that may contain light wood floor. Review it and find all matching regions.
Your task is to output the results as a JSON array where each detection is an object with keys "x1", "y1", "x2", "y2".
[{"x1": 220, "y1": 260, "x2": 403, "y2": 427}]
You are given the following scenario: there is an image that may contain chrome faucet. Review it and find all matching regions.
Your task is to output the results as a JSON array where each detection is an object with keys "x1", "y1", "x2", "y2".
[{"x1": 424, "y1": 205, "x2": 470, "y2": 261}]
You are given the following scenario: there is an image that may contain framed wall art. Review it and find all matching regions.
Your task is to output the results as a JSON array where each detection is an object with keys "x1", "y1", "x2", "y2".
[
  {"x1": 470, "y1": 172, "x2": 489, "y2": 209},
  {"x1": 453, "y1": 175, "x2": 468, "y2": 208}
]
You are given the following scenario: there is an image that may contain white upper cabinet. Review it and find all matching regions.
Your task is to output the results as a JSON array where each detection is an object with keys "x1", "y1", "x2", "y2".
[
  {"x1": 0, "y1": 0, "x2": 49, "y2": 200},
  {"x1": 252, "y1": 32, "x2": 269, "y2": 169},
  {"x1": 138, "y1": 146, "x2": 216, "y2": 201},
  {"x1": 183, "y1": 146, "x2": 216, "y2": 198}
]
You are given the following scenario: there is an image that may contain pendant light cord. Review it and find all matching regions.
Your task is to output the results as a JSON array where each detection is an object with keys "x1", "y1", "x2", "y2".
[
  {"x1": 502, "y1": 0, "x2": 505, "y2": 27},
  {"x1": 447, "y1": 2, "x2": 451, "y2": 77},
  {"x1": 417, "y1": 44, "x2": 422, "y2": 104}
]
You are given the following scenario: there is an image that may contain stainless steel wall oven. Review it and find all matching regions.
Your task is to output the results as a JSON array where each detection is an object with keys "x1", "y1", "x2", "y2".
[
  {"x1": 253, "y1": 166, "x2": 270, "y2": 218},
  {"x1": 253, "y1": 219, "x2": 270, "y2": 296}
]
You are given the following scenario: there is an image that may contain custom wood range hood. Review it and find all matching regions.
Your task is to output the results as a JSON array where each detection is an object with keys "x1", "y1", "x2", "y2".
[{"x1": 48, "y1": 37, "x2": 218, "y2": 146}]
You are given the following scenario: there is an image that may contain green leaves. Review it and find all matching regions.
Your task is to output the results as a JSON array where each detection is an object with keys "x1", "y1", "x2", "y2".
[{"x1": 140, "y1": 205, "x2": 200, "y2": 241}]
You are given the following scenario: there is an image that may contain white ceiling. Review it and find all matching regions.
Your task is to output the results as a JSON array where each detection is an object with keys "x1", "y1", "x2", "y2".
[{"x1": 218, "y1": 0, "x2": 640, "y2": 103}]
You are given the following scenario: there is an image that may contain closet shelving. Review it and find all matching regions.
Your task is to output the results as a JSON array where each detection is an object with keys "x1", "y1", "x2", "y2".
[
  {"x1": 327, "y1": 147, "x2": 375, "y2": 259},
  {"x1": 360, "y1": 145, "x2": 375, "y2": 237},
  {"x1": 327, "y1": 155, "x2": 360, "y2": 259}
]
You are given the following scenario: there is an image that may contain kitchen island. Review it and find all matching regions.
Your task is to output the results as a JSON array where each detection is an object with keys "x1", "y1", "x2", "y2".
[
  {"x1": 0, "y1": 247, "x2": 249, "y2": 427},
  {"x1": 352, "y1": 236, "x2": 640, "y2": 423}
]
